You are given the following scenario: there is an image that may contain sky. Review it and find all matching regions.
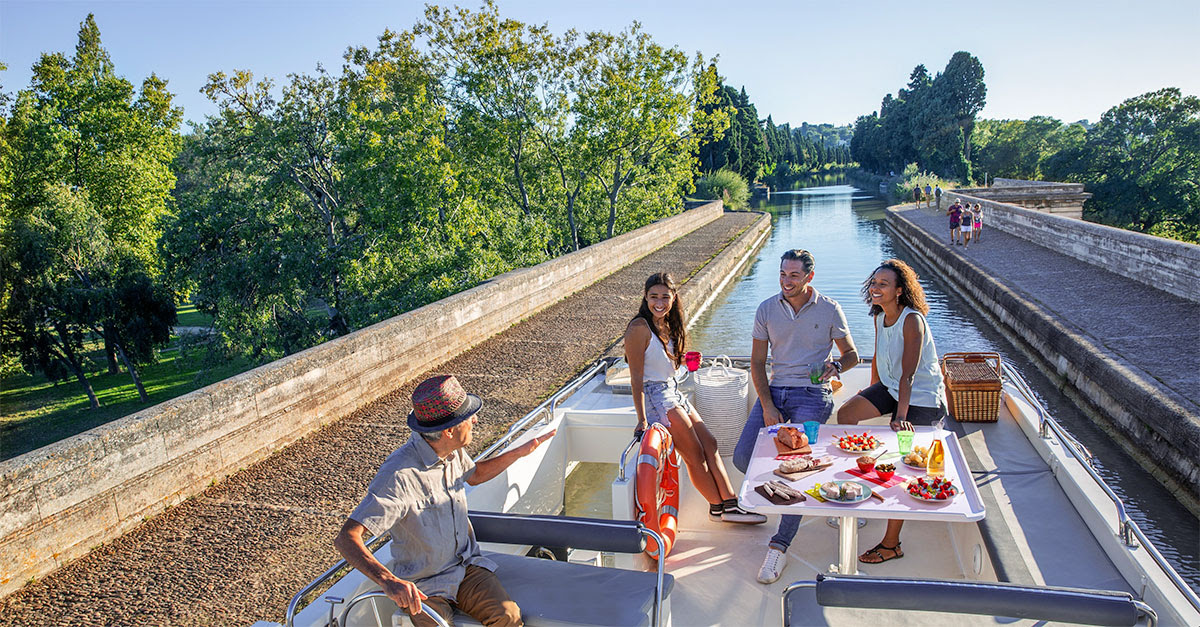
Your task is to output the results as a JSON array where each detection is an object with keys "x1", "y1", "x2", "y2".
[{"x1": 2, "y1": 0, "x2": 1199, "y2": 129}]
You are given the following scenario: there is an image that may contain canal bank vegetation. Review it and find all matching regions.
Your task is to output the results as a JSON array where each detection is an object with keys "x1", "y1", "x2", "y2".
[
  {"x1": 0, "y1": 5, "x2": 730, "y2": 454},
  {"x1": 694, "y1": 79, "x2": 854, "y2": 190},
  {"x1": 849, "y1": 51, "x2": 1199, "y2": 243},
  {"x1": 694, "y1": 169, "x2": 750, "y2": 210}
]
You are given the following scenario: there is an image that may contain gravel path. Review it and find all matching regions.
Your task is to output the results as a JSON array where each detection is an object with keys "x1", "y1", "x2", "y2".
[{"x1": 0, "y1": 212, "x2": 761, "y2": 627}]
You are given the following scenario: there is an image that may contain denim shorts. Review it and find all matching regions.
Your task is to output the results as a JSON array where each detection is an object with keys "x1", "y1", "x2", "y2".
[{"x1": 642, "y1": 379, "x2": 692, "y2": 429}]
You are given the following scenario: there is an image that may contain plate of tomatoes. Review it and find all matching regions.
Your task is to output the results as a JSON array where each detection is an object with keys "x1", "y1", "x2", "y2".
[
  {"x1": 835, "y1": 432, "x2": 882, "y2": 453},
  {"x1": 905, "y1": 476, "x2": 958, "y2": 503}
]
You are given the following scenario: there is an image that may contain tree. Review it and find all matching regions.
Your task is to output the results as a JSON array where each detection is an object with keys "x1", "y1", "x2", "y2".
[
  {"x1": 971, "y1": 116, "x2": 1084, "y2": 181},
  {"x1": 575, "y1": 24, "x2": 721, "y2": 238},
  {"x1": 0, "y1": 14, "x2": 181, "y2": 396},
  {"x1": 937, "y1": 51, "x2": 987, "y2": 165},
  {"x1": 1075, "y1": 88, "x2": 1200, "y2": 239},
  {"x1": 1, "y1": 186, "x2": 109, "y2": 408},
  {"x1": 852, "y1": 53, "x2": 987, "y2": 182}
]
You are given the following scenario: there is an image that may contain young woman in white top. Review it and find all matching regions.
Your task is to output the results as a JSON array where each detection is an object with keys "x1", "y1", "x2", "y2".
[
  {"x1": 835, "y1": 259, "x2": 948, "y2": 563},
  {"x1": 625, "y1": 272, "x2": 764, "y2": 524}
]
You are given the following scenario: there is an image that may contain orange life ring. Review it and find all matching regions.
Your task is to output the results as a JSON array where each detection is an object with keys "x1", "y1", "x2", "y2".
[{"x1": 635, "y1": 423, "x2": 680, "y2": 558}]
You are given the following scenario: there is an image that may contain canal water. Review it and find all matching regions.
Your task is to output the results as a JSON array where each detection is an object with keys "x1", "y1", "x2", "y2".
[{"x1": 688, "y1": 183, "x2": 1199, "y2": 592}]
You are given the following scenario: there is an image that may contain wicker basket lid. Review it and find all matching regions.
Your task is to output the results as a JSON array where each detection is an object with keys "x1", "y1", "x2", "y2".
[{"x1": 944, "y1": 360, "x2": 1001, "y2": 383}]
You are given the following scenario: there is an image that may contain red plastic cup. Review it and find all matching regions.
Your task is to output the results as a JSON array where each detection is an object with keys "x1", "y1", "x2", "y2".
[{"x1": 684, "y1": 351, "x2": 702, "y2": 372}]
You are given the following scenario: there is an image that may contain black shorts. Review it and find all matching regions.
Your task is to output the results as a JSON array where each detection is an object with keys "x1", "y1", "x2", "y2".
[{"x1": 857, "y1": 382, "x2": 948, "y2": 425}]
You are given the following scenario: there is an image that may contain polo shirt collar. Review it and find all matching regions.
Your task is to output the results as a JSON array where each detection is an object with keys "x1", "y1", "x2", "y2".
[
  {"x1": 778, "y1": 287, "x2": 819, "y2": 318},
  {"x1": 410, "y1": 433, "x2": 446, "y2": 469}
]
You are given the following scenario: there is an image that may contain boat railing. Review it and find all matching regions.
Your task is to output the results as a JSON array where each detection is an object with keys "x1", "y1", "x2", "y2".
[
  {"x1": 286, "y1": 532, "x2": 392, "y2": 627},
  {"x1": 335, "y1": 593, "x2": 449, "y2": 627},
  {"x1": 1001, "y1": 362, "x2": 1200, "y2": 615},
  {"x1": 476, "y1": 357, "x2": 616, "y2": 461}
]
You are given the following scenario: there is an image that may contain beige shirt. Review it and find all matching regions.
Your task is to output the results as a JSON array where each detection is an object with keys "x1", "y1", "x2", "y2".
[
  {"x1": 752, "y1": 288, "x2": 851, "y2": 387},
  {"x1": 349, "y1": 434, "x2": 496, "y2": 600}
]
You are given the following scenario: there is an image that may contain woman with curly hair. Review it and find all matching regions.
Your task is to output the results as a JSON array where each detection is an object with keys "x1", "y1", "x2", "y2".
[
  {"x1": 835, "y1": 259, "x2": 948, "y2": 564},
  {"x1": 625, "y1": 272, "x2": 765, "y2": 525}
]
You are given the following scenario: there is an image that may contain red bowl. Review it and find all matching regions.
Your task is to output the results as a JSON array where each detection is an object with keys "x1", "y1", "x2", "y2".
[
  {"x1": 875, "y1": 467, "x2": 895, "y2": 481},
  {"x1": 857, "y1": 460, "x2": 875, "y2": 473}
]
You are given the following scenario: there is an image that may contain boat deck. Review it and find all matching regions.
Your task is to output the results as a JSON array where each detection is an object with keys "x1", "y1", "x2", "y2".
[
  {"x1": 282, "y1": 361, "x2": 1196, "y2": 626},
  {"x1": 562, "y1": 365, "x2": 1152, "y2": 626}
]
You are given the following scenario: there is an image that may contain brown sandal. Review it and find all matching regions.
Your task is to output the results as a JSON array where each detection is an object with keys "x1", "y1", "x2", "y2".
[{"x1": 859, "y1": 542, "x2": 903, "y2": 564}]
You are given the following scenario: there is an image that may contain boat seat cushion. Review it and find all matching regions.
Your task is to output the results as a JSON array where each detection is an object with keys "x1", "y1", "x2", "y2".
[{"x1": 453, "y1": 551, "x2": 673, "y2": 627}]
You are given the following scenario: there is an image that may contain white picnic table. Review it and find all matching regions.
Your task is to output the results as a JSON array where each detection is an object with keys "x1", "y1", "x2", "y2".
[{"x1": 736, "y1": 423, "x2": 986, "y2": 575}]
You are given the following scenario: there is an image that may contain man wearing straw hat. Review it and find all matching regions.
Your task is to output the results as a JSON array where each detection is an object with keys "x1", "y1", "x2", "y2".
[{"x1": 335, "y1": 375, "x2": 555, "y2": 627}]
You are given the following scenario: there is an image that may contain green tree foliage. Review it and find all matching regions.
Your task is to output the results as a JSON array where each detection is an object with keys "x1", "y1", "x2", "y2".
[
  {"x1": 851, "y1": 52, "x2": 986, "y2": 182},
  {"x1": 166, "y1": 2, "x2": 716, "y2": 361},
  {"x1": 0, "y1": 15, "x2": 181, "y2": 401},
  {"x1": 697, "y1": 78, "x2": 850, "y2": 187},
  {"x1": 1067, "y1": 89, "x2": 1199, "y2": 240},
  {"x1": 971, "y1": 116, "x2": 1085, "y2": 181}
]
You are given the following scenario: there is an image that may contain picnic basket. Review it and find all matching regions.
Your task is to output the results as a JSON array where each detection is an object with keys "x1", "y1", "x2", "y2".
[{"x1": 940, "y1": 352, "x2": 1003, "y2": 423}]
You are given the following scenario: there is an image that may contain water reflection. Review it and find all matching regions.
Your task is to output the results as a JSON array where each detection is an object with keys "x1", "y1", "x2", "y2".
[{"x1": 689, "y1": 185, "x2": 1199, "y2": 591}]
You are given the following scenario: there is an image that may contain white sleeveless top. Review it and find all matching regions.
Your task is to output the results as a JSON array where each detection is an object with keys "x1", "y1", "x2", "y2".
[
  {"x1": 874, "y1": 308, "x2": 945, "y2": 408},
  {"x1": 643, "y1": 332, "x2": 677, "y2": 382}
]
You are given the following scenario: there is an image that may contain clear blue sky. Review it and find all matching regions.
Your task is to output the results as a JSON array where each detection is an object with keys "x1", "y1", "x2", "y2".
[{"x1": 3, "y1": 0, "x2": 1198, "y2": 128}]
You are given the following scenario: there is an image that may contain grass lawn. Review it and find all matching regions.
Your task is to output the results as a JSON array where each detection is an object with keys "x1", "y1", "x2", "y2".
[
  {"x1": 0, "y1": 330, "x2": 253, "y2": 462},
  {"x1": 175, "y1": 302, "x2": 214, "y2": 328}
]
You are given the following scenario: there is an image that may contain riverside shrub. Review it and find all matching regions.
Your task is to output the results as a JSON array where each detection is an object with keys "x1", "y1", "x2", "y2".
[{"x1": 696, "y1": 170, "x2": 750, "y2": 210}]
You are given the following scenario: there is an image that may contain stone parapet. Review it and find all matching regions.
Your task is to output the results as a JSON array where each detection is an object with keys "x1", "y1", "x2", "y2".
[
  {"x1": 956, "y1": 178, "x2": 1090, "y2": 219},
  {"x1": 0, "y1": 201, "x2": 724, "y2": 598},
  {"x1": 938, "y1": 192, "x2": 1200, "y2": 302}
]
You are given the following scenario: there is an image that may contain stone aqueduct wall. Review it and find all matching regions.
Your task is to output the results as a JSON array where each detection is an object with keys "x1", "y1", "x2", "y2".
[
  {"x1": 0, "y1": 201, "x2": 725, "y2": 598},
  {"x1": 939, "y1": 192, "x2": 1200, "y2": 302}
]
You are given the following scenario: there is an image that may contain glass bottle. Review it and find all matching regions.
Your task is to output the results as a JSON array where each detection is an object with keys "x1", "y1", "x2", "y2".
[{"x1": 926, "y1": 439, "x2": 946, "y2": 478}]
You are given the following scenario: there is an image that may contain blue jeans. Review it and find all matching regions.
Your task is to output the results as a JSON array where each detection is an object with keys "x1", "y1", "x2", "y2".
[{"x1": 733, "y1": 386, "x2": 834, "y2": 553}]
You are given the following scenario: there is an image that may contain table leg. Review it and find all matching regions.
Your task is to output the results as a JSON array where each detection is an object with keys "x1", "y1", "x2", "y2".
[{"x1": 837, "y1": 516, "x2": 859, "y2": 575}]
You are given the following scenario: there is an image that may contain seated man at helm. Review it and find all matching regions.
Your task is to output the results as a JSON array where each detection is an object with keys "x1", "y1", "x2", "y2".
[{"x1": 335, "y1": 374, "x2": 555, "y2": 627}]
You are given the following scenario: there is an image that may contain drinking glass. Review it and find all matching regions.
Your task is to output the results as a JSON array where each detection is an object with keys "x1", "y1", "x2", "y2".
[
  {"x1": 803, "y1": 420, "x2": 820, "y2": 445},
  {"x1": 808, "y1": 362, "x2": 826, "y2": 384},
  {"x1": 684, "y1": 351, "x2": 702, "y2": 372},
  {"x1": 897, "y1": 430, "x2": 915, "y2": 455}
]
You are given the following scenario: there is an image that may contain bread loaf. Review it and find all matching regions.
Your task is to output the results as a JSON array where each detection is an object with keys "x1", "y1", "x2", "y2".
[{"x1": 777, "y1": 426, "x2": 807, "y2": 449}]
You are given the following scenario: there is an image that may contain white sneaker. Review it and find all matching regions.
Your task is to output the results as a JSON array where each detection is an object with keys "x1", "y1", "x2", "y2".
[{"x1": 757, "y1": 547, "x2": 787, "y2": 584}]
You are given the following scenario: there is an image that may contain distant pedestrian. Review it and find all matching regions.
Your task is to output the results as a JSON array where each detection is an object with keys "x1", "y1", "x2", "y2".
[
  {"x1": 946, "y1": 200, "x2": 963, "y2": 245},
  {"x1": 973, "y1": 204, "x2": 984, "y2": 242},
  {"x1": 924, "y1": 184, "x2": 933, "y2": 207},
  {"x1": 912, "y1": 186, "x2": 921, "y2": 206},
  {"x1": 934, "y1": 186, "x2": 942, "y2": 208},
  {"x1": 961, "y1": 205, "x2": 974, "y2": 248}
]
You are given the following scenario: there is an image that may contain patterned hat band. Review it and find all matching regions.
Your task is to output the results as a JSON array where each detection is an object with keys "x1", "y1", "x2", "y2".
[
  {"x1": 407, "y1": 375, "x2": 483, "y2": 434},
  {"x1": 413, "y1": 375, "x2": 468, "y2": 422}
]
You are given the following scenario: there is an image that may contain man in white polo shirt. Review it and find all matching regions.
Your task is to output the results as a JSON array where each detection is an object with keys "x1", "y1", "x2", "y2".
[{"x1": 732, "y1": 249, "x2": 860, "y2": 584}]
